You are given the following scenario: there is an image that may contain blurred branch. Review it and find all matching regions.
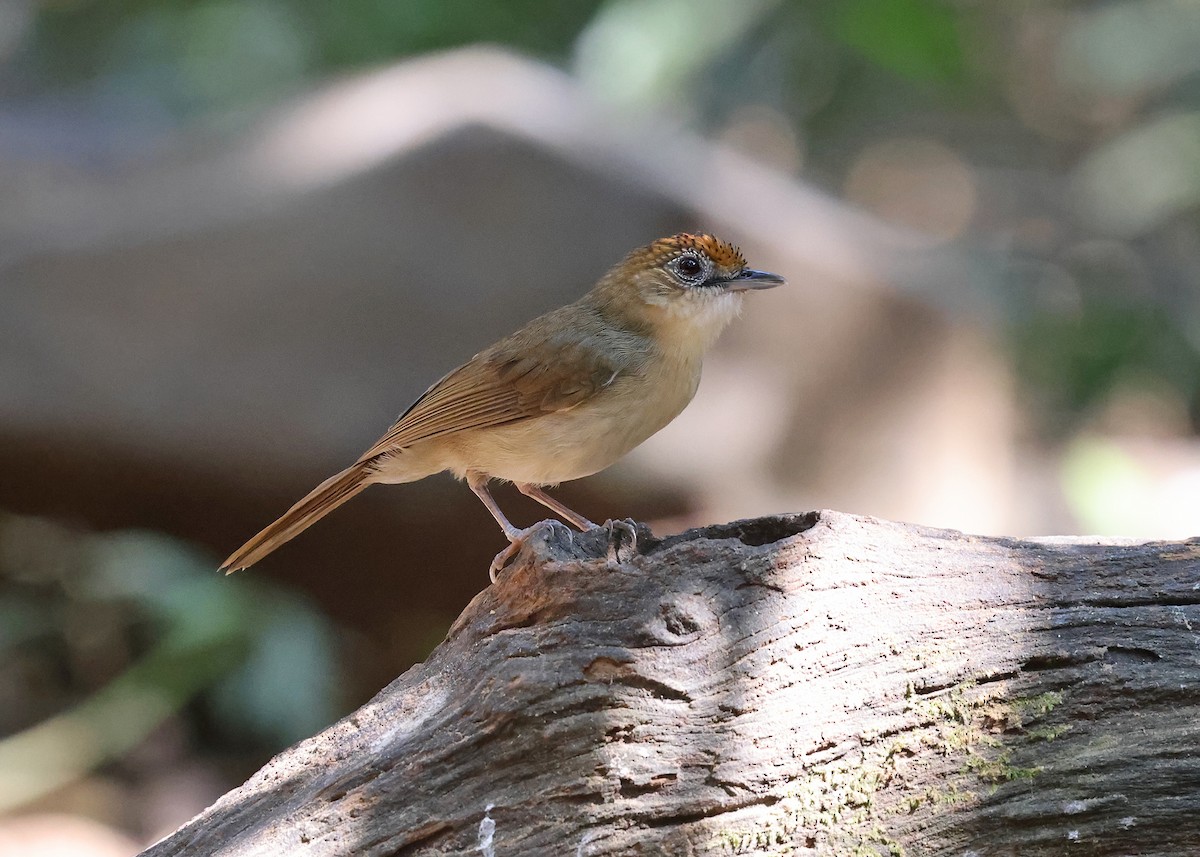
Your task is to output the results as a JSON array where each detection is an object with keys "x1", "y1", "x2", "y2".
[{"x1": 0, "y1": 47, "x2": 995, "y2": 317}]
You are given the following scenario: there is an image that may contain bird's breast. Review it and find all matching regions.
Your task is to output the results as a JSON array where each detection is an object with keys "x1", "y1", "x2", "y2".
[{"x1": 438, "y1": 351, "x2": 702, "y2": 485}]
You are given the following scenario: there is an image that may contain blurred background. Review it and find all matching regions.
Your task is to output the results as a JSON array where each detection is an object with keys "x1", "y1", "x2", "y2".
[{"x1": 2, "y1": 0, "x2": 1198, "y2": 852}]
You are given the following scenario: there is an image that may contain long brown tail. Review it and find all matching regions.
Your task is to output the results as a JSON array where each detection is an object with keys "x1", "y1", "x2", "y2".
[{"x1": 221, "y1": 463, "x2": 372, "y2": 573}]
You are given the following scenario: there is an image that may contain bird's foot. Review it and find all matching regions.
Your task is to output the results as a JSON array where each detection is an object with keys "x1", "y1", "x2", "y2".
[
  {"x1": 604, "y1": 518, "x2": 640, "y2": 569},
  {"x1": 489, "y1": 539, "x2": 521, "y2": 584},
  {"x1": 489, "y1": 518, "x2": 643, "y2": 581},
  {"x1": 490, "y1": 520, "x2": 565, "y2": 583}
]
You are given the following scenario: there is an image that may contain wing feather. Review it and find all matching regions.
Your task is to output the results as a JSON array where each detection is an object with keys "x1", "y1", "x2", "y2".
[{"x1": 357, "y1": 313, "x2": 632, "y2": 462}]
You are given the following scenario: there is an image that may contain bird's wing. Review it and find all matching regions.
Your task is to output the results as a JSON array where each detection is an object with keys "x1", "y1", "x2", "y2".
[{"x1": 356, "y1": 327, "x2": 626, "y2": 462}]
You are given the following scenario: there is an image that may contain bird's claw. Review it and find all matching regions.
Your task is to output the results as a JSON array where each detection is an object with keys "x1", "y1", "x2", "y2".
[
  {"x1": 605, "y1": 518, "x2": 639, "y2": 568},
  {"x1": 489, "y1": 539, "x2": 523, "y2": 583},
  {"x1": 490, "y1": 520, "x2": 566, "y2": 583}
]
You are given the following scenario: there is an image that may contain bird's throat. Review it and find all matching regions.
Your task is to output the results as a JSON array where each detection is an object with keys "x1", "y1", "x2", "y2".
[{"x1": 648, "y1": 289, "x2": 744, "y2": 358}]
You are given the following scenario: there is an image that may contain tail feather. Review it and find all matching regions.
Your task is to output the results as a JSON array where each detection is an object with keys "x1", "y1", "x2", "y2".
[{"x1": 221, "y1": 463, "x2": 371, "y2": 573}]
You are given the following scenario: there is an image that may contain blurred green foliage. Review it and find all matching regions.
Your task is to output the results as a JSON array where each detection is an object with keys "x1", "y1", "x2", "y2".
[
  {"x1": 1017, "y1": 294, "x2": 1200, "y2": 436},
  {"x1": 829, "y1": 0, "x2": 966, "y2": 85},
  {"x1": 22, "y1": 0, "x2": 606, "y2": 114},
  {"x1": 0, "y1": 514, "x2": 339, "y2": 812}
]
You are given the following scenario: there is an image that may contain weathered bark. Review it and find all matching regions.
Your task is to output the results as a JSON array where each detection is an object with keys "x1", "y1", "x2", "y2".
[{"x1": 142, "y1": 511, "x2": 1200, "y2": 856}]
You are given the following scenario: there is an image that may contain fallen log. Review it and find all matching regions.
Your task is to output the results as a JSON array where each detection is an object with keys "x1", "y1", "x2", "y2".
[{"x1": 142, "y1": 511, "x2": 1200, "y2": 855}]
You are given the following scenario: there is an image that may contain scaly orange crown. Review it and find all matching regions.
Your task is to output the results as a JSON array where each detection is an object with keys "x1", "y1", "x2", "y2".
[{"x1": 633, "y1": 233, "x2": 747, "y2": 272}]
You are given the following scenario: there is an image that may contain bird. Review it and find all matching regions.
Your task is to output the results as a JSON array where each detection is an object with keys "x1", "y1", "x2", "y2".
[{"x1": 220, "y1": 233, "x2": 785, "y2": 580}]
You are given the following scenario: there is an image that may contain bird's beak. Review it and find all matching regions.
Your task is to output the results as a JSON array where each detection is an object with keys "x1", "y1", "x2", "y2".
[{"x1": 725, "y1": 268, "x2": 786, "y2": 291}]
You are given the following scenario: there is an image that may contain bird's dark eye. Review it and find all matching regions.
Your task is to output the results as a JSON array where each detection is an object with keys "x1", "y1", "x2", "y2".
[{"x1": 675, "y1": 254, "x2": 704, "y2": 280}]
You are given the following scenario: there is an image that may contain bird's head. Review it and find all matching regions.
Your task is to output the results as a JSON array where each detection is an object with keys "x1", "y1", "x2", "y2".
[{"x1": 593, "y1": 233, "x2": 786, "y2": 349}]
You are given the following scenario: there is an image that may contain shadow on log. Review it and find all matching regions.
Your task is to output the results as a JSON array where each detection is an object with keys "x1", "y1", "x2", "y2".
[{"x1": 141, "y1": 511, "x2": 1200, "y2": 855}]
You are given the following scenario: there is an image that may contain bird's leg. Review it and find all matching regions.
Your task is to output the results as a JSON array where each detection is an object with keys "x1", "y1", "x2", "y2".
[
  {"x1": 468, "y1": 471, "x2": 549, "y2": 583},
  {"x1": 515, "y1": 481, "x2": 637, "y2": 568},
  {"x1": 467, "y1": 470, "x2": 521, "y2": 540},
  {"x1": 515, "y1": 483, "x2": 596, "y2": 531}
]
